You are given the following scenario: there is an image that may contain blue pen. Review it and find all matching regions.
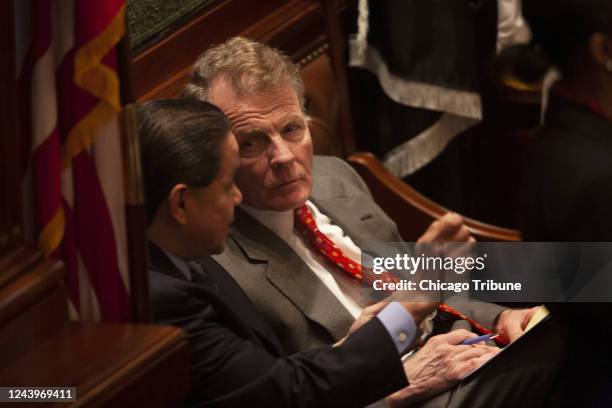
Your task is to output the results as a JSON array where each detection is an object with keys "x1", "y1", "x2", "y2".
[{"x1": 461, "y1": 333, "x2": 499, "y2": 345}]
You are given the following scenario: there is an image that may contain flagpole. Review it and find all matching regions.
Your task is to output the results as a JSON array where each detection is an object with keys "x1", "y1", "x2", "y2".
[{"x1": 118, "y1": 34, "x2": 152, "y2": 324}]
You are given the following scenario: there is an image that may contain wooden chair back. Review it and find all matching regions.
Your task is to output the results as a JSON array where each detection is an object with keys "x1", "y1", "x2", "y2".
[{"x1": 348, "y1": 152, "x2": 522, "y2": 242}]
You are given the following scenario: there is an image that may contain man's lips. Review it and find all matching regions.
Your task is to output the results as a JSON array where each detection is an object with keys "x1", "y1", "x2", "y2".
[{"x1": 271, "y1": 179, "x2": 300, "y2": 189}]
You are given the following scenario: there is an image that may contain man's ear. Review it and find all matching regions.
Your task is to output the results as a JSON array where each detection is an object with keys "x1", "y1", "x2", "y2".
[
  {"x1": 589, "y1": 32, "x2": 612, "y2": 70},
  {"x1": 167, "y1": 184, "x2": 189, "y2": 226}
]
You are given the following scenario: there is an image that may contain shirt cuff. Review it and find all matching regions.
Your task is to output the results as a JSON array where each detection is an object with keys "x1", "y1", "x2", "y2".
[{"x1": 376, "y1": 302, "x2": 417, "y2": 354}]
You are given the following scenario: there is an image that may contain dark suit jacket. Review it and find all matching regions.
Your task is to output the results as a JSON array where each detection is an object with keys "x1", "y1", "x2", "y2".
[
  {"x1": 148, "y1": 243, "x2": 407, "y2": 407},
  {"x1": 520, "y1": 97, "x2": 612, "y2": 406},
  {"x1": 520, "y1": 95, "x2": 612, "y2": 242}
]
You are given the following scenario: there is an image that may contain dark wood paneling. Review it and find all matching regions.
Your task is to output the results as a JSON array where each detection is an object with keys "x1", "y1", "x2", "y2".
[
  {"x1": 318, "y1": 0, "x2": 355, "y2": 155},
  {"x1": 0, "y1": 285, "x2": 67, "y2": 369},
  {"x1": 0, "y1": 248, "x2": 64, "y2": 325},
  {"x1": 0, "y1": 0, "x2": 22, "y2": 255}
]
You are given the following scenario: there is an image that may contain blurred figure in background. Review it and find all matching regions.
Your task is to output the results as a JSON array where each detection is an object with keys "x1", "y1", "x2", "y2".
[
  {"x1": 520, "y1": 0, "x2": 612, "y2": 242},
  {"x1": 518, "y1": 2, "x2": 612, "y2": 406}
]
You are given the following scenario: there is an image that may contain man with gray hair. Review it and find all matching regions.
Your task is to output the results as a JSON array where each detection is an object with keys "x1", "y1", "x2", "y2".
[{"x1": 184, "y1": 36, "x2": 563, "y2": 406}]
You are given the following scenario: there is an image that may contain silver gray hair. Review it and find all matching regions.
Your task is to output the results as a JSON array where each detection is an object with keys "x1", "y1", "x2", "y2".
[{"x1": 183, "y1": 37, "x2": 305, "y2": 109}]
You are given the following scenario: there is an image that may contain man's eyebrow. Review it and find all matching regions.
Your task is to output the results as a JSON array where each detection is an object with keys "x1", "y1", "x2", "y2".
[
  {"x1": 283, "y1": 114, "x2": 306, "y2": 123},
  {"x1": 233, "y1": 127, "x2": 265, "y2": 138}
]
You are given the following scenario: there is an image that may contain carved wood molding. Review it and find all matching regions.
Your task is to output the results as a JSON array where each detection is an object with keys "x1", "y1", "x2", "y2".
[
  {"x1": 130, "y1": 0, "x2": 326, "y2": 101},
  {"x1": 0, "y1": 246, "x2": 64, "y2": 325}
]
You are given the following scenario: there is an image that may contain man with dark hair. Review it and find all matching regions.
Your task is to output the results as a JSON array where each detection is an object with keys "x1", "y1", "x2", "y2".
[
  {"x1": 140, "y1": 98, "x2": 238, "y2": 256},
  {"x1": 140, "y1": 98, "x2": 498, "y2": 407}
]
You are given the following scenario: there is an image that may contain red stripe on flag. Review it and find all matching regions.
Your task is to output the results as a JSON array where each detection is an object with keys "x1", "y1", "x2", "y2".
[
  {"x1": 75, "y1": 0, "x2": 124, "y2": 45},
  {"x1": 72, "y1": 150, "x2": 130, "y2": 322},
  {"x1": 31, "y1": 130, "x2": 63, "y2": 235},
  {"x1": 102, "y1": 46, "x2": 118, "y2": 70},
  {"x1": 55, "y1": 49, "x2": 98, "y2": 145},
  {"x1": 30, "y1": 0, "x2": 52, "y2": 61}
]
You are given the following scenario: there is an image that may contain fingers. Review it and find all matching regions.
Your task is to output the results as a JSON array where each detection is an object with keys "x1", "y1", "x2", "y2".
[
  {"x1": 455, "y1": 346, "x2": 500, "y2": 379},
  {"x1": 520, "y1": 307, "x2": 539, "y2": 329},
  {"x1": 349, "y1": 301, "x2": 395, "y2": 337},
  {"x1": 428, "y1": 329, "x2": 477, "y2": 345},
  {"x1": 496, "y1": 307, "x2": 541, "y2": 343},
  {"x1": 362, "y1": 301, "x2": 390, "y2": 316},
  {"x1": 505, "y1": 322, "x2": 523, "y2": 342},
  {"x1": 451, "y1": 345, "x2": 499, "y2": 362},
  {"x1": 418, "y1": 213, "x2": 473, "y2": 243},
  {"x1": 496, "y1": 309, "x2": 526, "y2": 342},
  {"x1": 433, "y1": 343, "x2": 493, "y2": 362},
  {"x1": 448, "y1": 224, "x2": 471, "y2": 243},
  {"x1": 399, "y1": 301, "x2": 439, "y2": 324},
  {"x1": 437, "y1": 213, "x2": 465, "y2": 241},
  {"x1": 445, "y1": 345, "x2": 499, "y2": 379},
  {"x1": 445, "y1": 241, "x2": 475, "y2": 259}
]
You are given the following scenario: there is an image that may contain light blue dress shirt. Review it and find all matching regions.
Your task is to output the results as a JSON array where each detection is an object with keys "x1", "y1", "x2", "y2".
[{"x1": 376, "y1": 302, "x2": 417, "y2": 354}]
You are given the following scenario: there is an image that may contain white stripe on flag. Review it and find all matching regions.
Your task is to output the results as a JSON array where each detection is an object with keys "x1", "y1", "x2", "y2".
[
  {"x1": 77, "y1": 251, "x2": 102, "y2": 322},
  {"x1": 30, "y1": 48, "x2": 57, "y2": 150},
  {"x1": 30, "y1": 0, "x2": 74, "y2": 151},
  {"x1": 94, "y1": 118, "x2": 130, "y2": 292}
]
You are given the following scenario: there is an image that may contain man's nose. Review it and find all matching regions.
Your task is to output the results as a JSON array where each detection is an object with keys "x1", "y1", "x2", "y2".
[
  {"x1": 233, "y1": 185, "x2": 243, "y2": 206},
  {"x1": 268, "y1": 137, "x2": 295, "y2": 169}
]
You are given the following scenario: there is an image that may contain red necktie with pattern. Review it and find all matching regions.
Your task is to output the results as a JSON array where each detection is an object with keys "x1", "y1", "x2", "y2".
[{"x1": 294, "y1": 204, "x2": 509, "y2": 347}]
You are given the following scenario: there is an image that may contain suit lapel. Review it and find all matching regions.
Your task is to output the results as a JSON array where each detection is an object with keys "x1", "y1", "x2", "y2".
[
  {"x1": 149, "y1": 242, "x2": 284, "y2": 354},
  {"x1": 148, "y1": 242, "x2": 194, "y2": 282},
  {"x1": 310, "y1": 174, "x2": 381, "y2": 248},
  {"x1": 197, "y1": 256, "x2": 284, "y2": 352},
  {"x1": 231, "y1": 208, "x2": 354, "y2": 340}
]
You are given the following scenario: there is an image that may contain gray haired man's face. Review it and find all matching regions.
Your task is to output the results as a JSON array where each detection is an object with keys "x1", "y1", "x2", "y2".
[{"x1": 208, "y1": 80, "x2": 313, "y2": 212}]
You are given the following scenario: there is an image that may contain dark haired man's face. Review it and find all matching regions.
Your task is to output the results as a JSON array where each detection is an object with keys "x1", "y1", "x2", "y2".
[
  {"x1": 185, "y1": 134, "x2": 242, "y2": 254},
  {"x1": 208, "y1": 82, "x2": 313, "y2": 212}
]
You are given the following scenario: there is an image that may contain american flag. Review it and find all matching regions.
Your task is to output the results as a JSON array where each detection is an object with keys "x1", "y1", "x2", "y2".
[{"x1": 17, "y1": 0, "x2": 130, "y2": 322}]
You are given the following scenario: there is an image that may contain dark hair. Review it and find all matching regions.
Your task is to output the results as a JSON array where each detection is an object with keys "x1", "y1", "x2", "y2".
[
  {"x1": 138, "y1": 98, "x2": 230, "y2": 221},
  {"x1": 523, "y1": 0, "x2": 612, "y2": 73}
]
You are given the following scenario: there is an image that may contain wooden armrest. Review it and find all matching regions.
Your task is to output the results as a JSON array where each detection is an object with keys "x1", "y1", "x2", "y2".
[{"x1": 348, "y1": 152, "x2": 521, "y2": 242}]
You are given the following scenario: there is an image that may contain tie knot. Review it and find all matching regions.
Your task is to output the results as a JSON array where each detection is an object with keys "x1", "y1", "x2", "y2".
[
  {"x1": 294, "y1": 204, "x2": 316, "y2": 232},
  {"x1": 294, "y1": 204, "x2": 310, "y2": 218}
]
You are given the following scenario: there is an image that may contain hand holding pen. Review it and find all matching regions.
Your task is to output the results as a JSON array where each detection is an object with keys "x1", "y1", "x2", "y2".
[{"x1": 461, "y1": 333, "x2": 500, "y2": 345}]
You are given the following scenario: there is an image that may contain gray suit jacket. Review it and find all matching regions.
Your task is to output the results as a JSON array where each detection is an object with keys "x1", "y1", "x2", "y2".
[{"x1": 214, "y1": 156, "x2": 504, "y2": 353}]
